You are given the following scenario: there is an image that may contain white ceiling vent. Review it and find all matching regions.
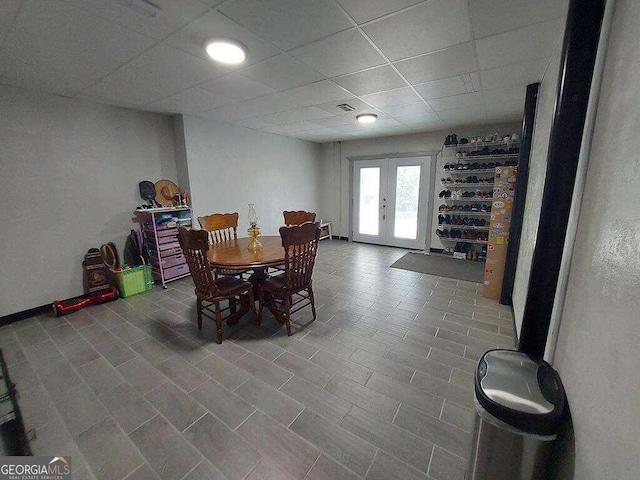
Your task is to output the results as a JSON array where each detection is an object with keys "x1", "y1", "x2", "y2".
[{"x1": 112, "y1": 0, "x2": 162, "y2": 18}]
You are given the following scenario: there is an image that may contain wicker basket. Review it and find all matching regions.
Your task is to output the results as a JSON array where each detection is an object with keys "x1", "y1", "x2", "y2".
[{"x1": 113, "y1": 264, "x2": 152, "y2": 297}]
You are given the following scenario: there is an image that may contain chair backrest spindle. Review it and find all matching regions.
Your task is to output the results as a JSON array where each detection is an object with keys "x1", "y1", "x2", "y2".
[{"x1": 198, "y1": 213, "x2": 239, "y2": 245}]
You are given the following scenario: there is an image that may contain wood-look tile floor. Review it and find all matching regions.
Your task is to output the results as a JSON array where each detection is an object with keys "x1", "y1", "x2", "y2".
[{"x1": 2, "y1": 241, "x2": 515, "y2": 480}]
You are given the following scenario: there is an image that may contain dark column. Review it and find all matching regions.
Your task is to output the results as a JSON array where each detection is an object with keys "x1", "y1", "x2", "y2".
[{"x1": 518, "y1": 0, "x2": 606, "y2": 358}]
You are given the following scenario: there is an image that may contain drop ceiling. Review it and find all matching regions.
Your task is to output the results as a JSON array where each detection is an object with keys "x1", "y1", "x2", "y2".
[{"x1": 0, "y1": 0, "x2": 568, "y2": 143}]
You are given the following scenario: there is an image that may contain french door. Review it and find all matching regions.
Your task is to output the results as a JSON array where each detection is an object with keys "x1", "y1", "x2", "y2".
[{"x1": 352, "y1": 156, "x2": 430, "y2": 249}]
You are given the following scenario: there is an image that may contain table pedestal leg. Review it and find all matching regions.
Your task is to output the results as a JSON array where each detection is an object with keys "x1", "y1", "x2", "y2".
[{"x1": 248, "y1": 267, "x2": 269, "y2": 297}]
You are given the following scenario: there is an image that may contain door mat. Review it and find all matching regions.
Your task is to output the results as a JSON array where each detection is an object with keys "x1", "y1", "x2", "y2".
[{"x1": 390, "y1": 252, "x2": 484, "y2": 283}]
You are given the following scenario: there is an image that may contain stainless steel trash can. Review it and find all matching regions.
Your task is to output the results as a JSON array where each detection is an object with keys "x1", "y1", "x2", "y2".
[{"x1": 467, "y1": 349, "x2": 566, "y2": 480}]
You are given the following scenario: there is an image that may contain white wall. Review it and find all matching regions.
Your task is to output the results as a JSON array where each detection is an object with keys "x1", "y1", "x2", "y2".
[
  {"x1": 0, "y1": 85, "x2": 177, "y2": 317},
  {"x1": 180, "y1": 116, "x2": 322, "y2": 236},
  {"x1": 511, "y1": 40, "x2": 564, "y2": 336},
  {"x1": 551, "y1": 0, "x2": 640, "y2": 477},
  {"x1": 318, "y1": 123, "x2": 522, "y2": 248}
]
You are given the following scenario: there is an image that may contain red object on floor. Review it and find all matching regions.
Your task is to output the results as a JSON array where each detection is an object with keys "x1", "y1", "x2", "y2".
[{"x1": 52, "y1": 285, "x2": 118, "y2": 317}]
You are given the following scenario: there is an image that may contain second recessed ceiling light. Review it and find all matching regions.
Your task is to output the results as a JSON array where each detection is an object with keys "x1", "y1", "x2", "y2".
[
  {"x1": 356, "y1": 114, "x2": 378, "y2": 124},
  {"x1": 204, "y1": 38, "x2": 247, "y2": 64}
]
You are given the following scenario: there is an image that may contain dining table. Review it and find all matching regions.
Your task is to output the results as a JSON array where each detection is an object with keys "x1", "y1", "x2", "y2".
[{"x1": 206, "y1": 236, "x2": 285, "y2": 293}]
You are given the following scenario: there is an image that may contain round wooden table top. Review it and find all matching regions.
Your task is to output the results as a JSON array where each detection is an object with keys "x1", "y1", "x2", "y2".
[{"x1": 207, "y1": 236, "x2": 284, "y2": 269}]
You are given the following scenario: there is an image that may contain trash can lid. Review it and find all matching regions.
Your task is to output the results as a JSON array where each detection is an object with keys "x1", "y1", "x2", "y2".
[{"x1": 475, "y1": 349, "x2": 566, "y2": 436}]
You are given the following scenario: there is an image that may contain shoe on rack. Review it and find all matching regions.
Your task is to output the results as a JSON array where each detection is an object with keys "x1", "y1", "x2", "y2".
[
  {"x1": 451, "y1": 134, "x2": 458, "y2": 145},
  {"x1": 459, "y1": 137, "x2": 469, "y2": 144},
  {"x1": 439, "y1": 190, "x2": 446, "y2": 198},
  {"x1": 444, "y1": 135, "x2": 451, "y2": 146}
]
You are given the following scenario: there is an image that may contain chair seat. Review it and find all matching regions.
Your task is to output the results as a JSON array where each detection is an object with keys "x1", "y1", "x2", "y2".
[
  {"x1": 260, "y1": 274, "x2": 287, "y2": 293},
  {"x1": 211, "y1": 275, "x2": 252, "y2": 297}
]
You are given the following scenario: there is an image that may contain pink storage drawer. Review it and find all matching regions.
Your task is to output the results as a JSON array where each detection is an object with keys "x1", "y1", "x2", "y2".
[
  {"x1": 144, "y1": 226, "x2": 176, "y2": 237},
  {"x1": 163, "y1": 263, "x2": 190, "y2": 280},
  {"x1": 159, "y1": 254, "x2": 186, "y2": 269},
  {"x1": 158, "y1": 235, "x2": 178, "y2": 245}
]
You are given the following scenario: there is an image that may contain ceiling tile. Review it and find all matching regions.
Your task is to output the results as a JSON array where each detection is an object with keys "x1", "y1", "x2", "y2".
[
  {"x1": 394, "y1": 43, "x2": 475, "y2": 84},
  {"x1": 231, "y1": 117, "x2": 277, "y2": 129},
  {"x1": 81, "y1": 44, "x2": 229, "y2": 106},
  {"x1": 289, "y1": 29, "x2": 385, "y2": 78},
  {"x1": 476, "y1": 20, "x2": 564, "y2": 70},
  {"x1": 333, "y1": 65, "x2": 406, "y2": 96},
  {"x1": 336, "y1": 0, "x2": 423, "y2": 24},
  {"x1": 0, "y1": 0, "x2": 156, "y2": 97},
  {"x1": 414, "y1": 76, "x2": 468, "y2": 100},
  {"x1": 396, "y1": 112, "x2": 441, "y2": 125},
  {"x1": 144, "y1": 87, "x2": 235, "y2": 114},
  {"x1": 284, "y1": 80, "x2": 354, "y2": 106},
  {"x1": 294, "y1": 127, "x2": 341, "y2": 140},
  {"x1": 469, "y1": 0, "x2": 568, "y2": 39},
  {"x1": 308, "y1": 114, "x2": 360, "y2": 128},
  {"x1": 204, "y1": 92, "x2": 303, "y2": 121},
  {"x1": 482, "y1": 85, "x2": 526, "y2": 105},
  {"x1": 262, "y1": 106, "x2": 333, "y2": 125},
  {"x1": 480, "y1": 58, "x2": 550, "y2": 90},
  {"x1": 65, "y1": 0, "x2": 208, "y2": 40},
  {"x1": 428, "y1": 92, "x2": 484, "y2": 112},
  {"x1": 219, "y1": 0, "x2": 352, "y2": 50},
  {"x1": 239, "y1": 54, "x2": 324, "y2": 90},
  {"x1": 200, "y1": 73, "x2": 276, "y2": 101},
  {"x1": 381, "y1": 103, "x2": 432, "y2": 117},
  {"x1": 349, "y1": 124, "x2": 414, "y2": 136},
  {"x1": 316, "y1": 97, "x2": 382, "y2": 115},
  {"x1": 260, "y1": 121, "x2": 321, "y2": 134},
  {"x1": 362, "y1": 0, "x2": 470, "y2": 61},
  {"x1": 361, "y1": 87, "x2": 422, "y2": 109},
  {"x1": 485, "y1": 101, "x2": 525, "y2": 122},
  {"x1": 409, "y1": 121, "x2": 445, "y2": 132},
  {"x1": 437, "y1": 105, "x2": 487, "y2": 124},
  {"x1": 164, "y1": 10, "x2": 279, "y2": 67}
]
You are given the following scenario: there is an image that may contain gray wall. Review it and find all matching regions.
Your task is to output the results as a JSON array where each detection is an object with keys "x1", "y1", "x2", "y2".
[
  {"x1": 0, "y1": 85, "x2": 177, "y2": 316},
  {"x1": 552, "y1": 0, "x2": 640, "y2": 477},
  {"x1": 180, "y1": 115, "x2": 322, "y2": 236}
]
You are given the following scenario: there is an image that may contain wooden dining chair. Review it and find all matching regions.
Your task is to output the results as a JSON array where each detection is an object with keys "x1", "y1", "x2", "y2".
[
  {"x1": 198, "y1": 212, "x2": 239, "y2": 243},
  {"x1": 177, "y1": 227, "x2": 256, "y2": 344},
  {"x1": 283, "y1": 210, "x2": 316, "y2": 226},
  {"x1": 257, "y1": 222, "x2": 320, "y2": 336},
  {"x1": 197, "y1": 212, "x2": 248, "y2": 277}
]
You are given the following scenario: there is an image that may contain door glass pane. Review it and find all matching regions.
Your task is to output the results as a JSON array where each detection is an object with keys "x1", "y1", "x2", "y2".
[
  {"x1": 394, "y1": 165, "x2": 421, "y2": 239},
  {"x1": 359, "y1": 167, "x2": 380, "y2": 235}
]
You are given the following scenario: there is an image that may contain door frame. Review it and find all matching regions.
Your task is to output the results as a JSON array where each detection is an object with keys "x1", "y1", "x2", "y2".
[{"x1": 347, "y1": 151, "x2": 438, "y2": 251}]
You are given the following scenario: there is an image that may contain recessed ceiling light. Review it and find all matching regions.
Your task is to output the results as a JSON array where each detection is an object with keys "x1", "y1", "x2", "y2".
[
  {"x1": 356, "y1": 114, "x2": 378, "y2": 124},
  {"x1": 204, "y1": 38, "x2": 247, "y2": 65}
]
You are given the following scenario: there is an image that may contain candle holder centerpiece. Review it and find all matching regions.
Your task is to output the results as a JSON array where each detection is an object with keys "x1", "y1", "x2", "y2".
[{"x1": 247, "y1": 203, "x2": 262, "y2": 250}]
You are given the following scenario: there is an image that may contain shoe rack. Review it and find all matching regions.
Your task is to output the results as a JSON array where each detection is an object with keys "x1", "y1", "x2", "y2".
[{"x1": 435, "y1": 133, "x2": 520, "y2": 262}]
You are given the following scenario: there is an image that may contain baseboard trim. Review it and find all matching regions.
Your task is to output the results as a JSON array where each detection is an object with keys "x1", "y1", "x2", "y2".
[{"x1": 0, "y1": 304, "x2": 52, "y2": 327}]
